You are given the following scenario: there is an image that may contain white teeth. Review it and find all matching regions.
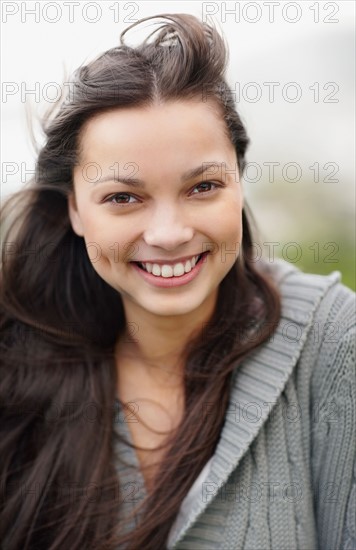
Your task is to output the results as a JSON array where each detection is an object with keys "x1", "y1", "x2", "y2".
[
  {"x1": 184, "y1": 260, "x2": 192, "y2": 273},
  {"x1": 173, "y1": 263, "x2": 185, "y2": 276},
  {"x1": 161, "y1": 265, "x2": 173, "y2": 278},
  {"x1": 140, "y1": 255, "x2": 201, "y2": 277},
  {"x1": 152, "y1": 264, "x2": 161, "y2": 276}
]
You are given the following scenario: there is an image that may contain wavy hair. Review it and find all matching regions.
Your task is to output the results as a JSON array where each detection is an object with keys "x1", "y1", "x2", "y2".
[{"x1": 0, "y1": 13, "x2": 281, "y2": 549}]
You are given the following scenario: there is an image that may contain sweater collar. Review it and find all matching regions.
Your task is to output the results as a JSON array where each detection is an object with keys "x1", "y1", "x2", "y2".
[{"x1": 170, "y1": 258, "x2": 341, "y2": 547}]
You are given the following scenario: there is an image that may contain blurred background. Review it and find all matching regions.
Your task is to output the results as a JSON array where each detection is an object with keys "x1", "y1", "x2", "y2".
[{"x1": 1, "y1": 0, "x2": 355, "y2": 289}]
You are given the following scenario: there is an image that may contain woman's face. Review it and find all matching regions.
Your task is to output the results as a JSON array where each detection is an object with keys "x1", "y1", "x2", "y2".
[{"x1": 69, "y1": 100, "x2": 243, "y2": 319}]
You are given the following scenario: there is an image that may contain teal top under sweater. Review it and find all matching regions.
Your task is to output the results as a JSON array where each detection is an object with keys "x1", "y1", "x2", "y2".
[{"x1": 113, "y1": 257, "x2": 356, "y2": 550}]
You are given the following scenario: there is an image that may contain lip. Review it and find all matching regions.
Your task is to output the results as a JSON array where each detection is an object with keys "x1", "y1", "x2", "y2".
[
  {"x1": 130, "y1": 252, "x2": 204, "y2": 266},
  {"x1": 130, "y1": 251, "x2": 209, "y2": 288}
]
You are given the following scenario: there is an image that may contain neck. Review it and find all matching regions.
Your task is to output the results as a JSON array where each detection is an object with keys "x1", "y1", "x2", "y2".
[{"x1": 116, "y1": 289, "x2": 218, "y2": 385}]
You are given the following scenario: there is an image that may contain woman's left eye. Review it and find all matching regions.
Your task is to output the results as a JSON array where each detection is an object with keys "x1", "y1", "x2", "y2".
[{"x1": 190, "y1": 181, "x2": 219, "y2": 194}]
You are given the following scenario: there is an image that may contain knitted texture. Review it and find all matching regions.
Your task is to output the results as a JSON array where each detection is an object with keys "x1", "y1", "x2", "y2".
[{"x1": 113, "y1": 258, "x2": 356, "y2": 549}]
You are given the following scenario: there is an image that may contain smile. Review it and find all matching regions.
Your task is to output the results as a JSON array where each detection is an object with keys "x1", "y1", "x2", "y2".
[
  {"x1": 130, "y1": 251, "x2": 209, "y2": 288},
  {"x1": 137, "y1": 253, "x2": 202, "y2": 278}
]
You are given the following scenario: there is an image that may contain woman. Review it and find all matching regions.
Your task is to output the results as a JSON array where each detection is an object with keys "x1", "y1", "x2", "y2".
[{"x1": 1, "y1": 13, "x2": 355, "y2": 550}]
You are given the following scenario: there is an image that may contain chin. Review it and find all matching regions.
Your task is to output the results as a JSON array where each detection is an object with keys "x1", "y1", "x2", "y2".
[
  {"x1": 148, "y1": 303, "x2": 199, "y2": 317},
  {"x1": 142, "y1": 296, "x2": 205, "y2": 317}
]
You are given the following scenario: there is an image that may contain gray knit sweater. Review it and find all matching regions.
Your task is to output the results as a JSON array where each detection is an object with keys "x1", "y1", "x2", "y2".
[{"x1": 113, "y1": 257, "x2": 356, "y2": 549}]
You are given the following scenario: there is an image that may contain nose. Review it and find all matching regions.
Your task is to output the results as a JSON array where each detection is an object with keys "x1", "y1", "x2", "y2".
[{"x1": 143, "y1": 203, "x2": 194, "y2": 250}]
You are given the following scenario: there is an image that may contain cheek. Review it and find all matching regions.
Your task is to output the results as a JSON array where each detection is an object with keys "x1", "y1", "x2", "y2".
[
  {"x1": 213, "y1": 194, "x2": 243, "y2": 238},
  {"x1": 81, "y1": 234, "x2": 124, "y2": 291},
  {"x1": 220, "y1": 220, "x2": 243, "y2": 266},
  {"x1": 83, "y1": 226, "x2": 136, "y2": 268},
  {"x1": 213, "y1": 196, "x2": 243, "y2": 265}
]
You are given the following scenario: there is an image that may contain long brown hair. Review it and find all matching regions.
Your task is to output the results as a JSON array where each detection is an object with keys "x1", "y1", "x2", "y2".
[{"x1": 0, "y1": 13, "x2": 281, "y2": 549}]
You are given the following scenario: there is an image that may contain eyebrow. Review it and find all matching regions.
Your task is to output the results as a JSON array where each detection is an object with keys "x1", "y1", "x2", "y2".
[{"x1": 93, "y1": 162, "x2": 225, "y2": 187}]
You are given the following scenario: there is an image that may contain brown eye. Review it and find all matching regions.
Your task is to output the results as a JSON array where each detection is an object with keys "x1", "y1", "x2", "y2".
[
  {"x1": 191, "y1": 181, "x2": 218, "y2": 194},
  {"x1": 105, "y1": 193, "x2": 138, "y2": 205}
]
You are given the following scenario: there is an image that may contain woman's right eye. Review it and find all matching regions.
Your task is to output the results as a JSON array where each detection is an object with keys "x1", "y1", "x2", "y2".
[{"x1": 104, "y1": 193, "x2": 139, "y2": 206}]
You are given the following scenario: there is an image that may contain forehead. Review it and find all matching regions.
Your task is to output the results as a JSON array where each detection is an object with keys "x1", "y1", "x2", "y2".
[{"x1": 77, "y1": 99, "x2": 234, "y2": 165}]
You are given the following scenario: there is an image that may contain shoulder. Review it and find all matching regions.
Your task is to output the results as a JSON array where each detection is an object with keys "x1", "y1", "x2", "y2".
[
  {"x1": 255, "y1": 255, "x2": 355, "y2": 392},
  {"x1": 259, "y1": 258, "x2": 356, "y2": 548},
  {"x1": 263, "y1": 257, "x2": 355, "y2": 412},
  {"x1": 257, "y1": 256, "x2": 354, "y2": 328},
  {"x1": 233, "y1": 257, "x2": 355, "y2": 400},
  {"x1": 282, "y1": 269, "x2": 355, "y2": 549},
  {"x1": 266, "y1": 257, "x2": 355, "y2": 367}
]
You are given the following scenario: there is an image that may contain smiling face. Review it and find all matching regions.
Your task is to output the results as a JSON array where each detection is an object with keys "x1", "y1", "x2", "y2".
[{"x1": 68, "y1": 99, "x2": 243, "y2": 321}]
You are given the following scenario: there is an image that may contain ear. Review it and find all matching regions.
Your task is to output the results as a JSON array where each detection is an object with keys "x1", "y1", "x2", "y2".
[{"x1": 67, "y1": 192, "x2": 84, "y2": 237}]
